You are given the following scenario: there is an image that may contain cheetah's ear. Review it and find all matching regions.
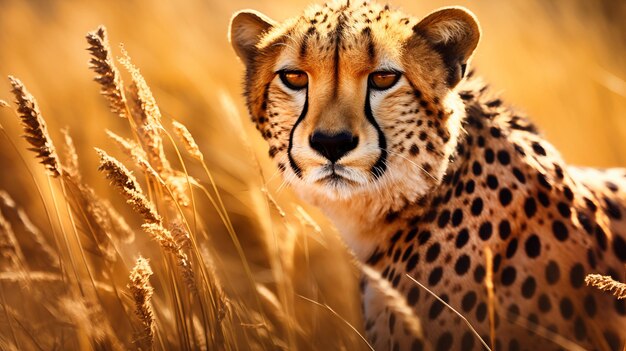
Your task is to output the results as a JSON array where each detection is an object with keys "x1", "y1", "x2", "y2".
[
  {"x1": 229, "y1": 10, "x2": 276, "y2": 65},
  {"x1": 413, "y1": 7, "x2": 481, "y2": 87}
]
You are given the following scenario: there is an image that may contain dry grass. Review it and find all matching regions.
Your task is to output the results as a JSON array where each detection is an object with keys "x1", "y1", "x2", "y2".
[
  {"x1": 0, "y1": 22, "x2": 364, "y2": 350},
  {"x1": 484, "y1": 247, "x2": 496, "y2": 350},
  {"x1": 586, "y1": 274, "x2": 626, "y2": 300},
  {"x1": 0, "y1": 1, "x2": 624, "y2": 350}
]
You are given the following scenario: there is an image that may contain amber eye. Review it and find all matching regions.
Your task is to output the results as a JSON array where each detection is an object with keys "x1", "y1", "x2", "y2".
[
  {"x1": 278, "y1": 70, "x2": 308, "y2": 90},
  {"x1": 369, "y1": 71, "x2": 401, "y2": 90}
]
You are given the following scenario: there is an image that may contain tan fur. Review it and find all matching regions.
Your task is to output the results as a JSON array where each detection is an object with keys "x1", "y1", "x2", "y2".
[{"x1": 231, "y1": 1, "x2": 626, "y2": 350}]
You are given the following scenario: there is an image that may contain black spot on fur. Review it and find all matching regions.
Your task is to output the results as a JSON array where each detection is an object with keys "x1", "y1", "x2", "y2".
[
  {"x1": 462, "y1": 291, "x2": 477, "y2": 312},
  {"x1": 546, "y1": 260, "x2": 560, "y2": 285},
  {"x1": 525, "y1": 234, "x2": 541, "y2": 258},
  {"x1": 521, "y1": 276, "x2": 536, "y2": 298},
  {"x1": 570, "y1": 263, "x2": 585, "y2": 288},
  {"x1": 478, "y1": 221, "x2": 493, "y2": 240},
  {"x1": 559, "y1": 297, "x2": 574, "y2": 320},
  {"x1": 501, "y1": 266, "x2": 517, "y2": 286},
  {"x1": 456, "y1": 228, "x2": 469, "y2": 248},
  {"x1": 429, "y1": 294, "x2": 447, "y2": 320},
  {"x1": 435, "y1": 332, "x2": 453, "y2": 351},
  {"x1": 407, "y1": 286, "x2": 420, "y2": 305},
  {"x1": 499, "y1": 220, "x2": 511, "y2": 240},
  {"x1": 613, "y1": 236, "x2": 626, "y2": 262},
  {"x1": 471, "y1": 198, "x2": 483, "y2": 216},
  {"x1": 455, "y1": 254, "x2": 471, "y2": 275},
  {"x1": 604, "y1": 197, "x2": 622, "y2": 220},
  {"x1": 428, "y1": 267, "x2": 443, "y2": 286},
  {"x1": 531, "y1": 142, "x2": 546, "y2": 156},
  {"x1": 474, "y1": 265, "x2": 486, "y2": 283},
  {"x1": 499, "y1": 188, "x2": 513, "y2": 206},
  {"x1": 552, "y1": 220, "x2": 569, "y2": 241},
  {"x1": 524, "y1": 197, "x2": 537, "y2": 218},
  {"x1": 584, "y1": 294, "x2": 597, "y2": 318}
]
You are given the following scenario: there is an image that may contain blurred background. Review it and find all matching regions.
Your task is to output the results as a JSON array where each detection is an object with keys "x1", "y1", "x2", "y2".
[{"x1": 0, "y1": 0, "x2": 624, "y2": 349}]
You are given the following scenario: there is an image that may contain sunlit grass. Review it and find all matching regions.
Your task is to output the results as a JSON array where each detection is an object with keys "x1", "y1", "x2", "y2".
[{"x1": 0, "y1": 0, "x2": 624, "y2": 350}]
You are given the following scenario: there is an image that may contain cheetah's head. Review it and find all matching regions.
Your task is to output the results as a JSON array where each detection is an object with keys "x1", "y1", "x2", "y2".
[{"x1": 230, "y1": 1, "x2": 480, "y2": 207}]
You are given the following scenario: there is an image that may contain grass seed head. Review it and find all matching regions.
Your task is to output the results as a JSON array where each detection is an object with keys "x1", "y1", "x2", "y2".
[
  {"x1": 142, "y1": 222, "x2": 196, "y2": 293},
  {"x1": 173, "y1": 120, "x2": 203, "y2": 161},
  {"x1": 119, "y1": 49, "x2": 170, "y2": 173},
  {"x1": 128, "y1": 256, "x2": 155, "y2": 350},
  {"x1": 8, "y1": 76, "x2": 61, "y2": 177},
  {"x1": 86, "y1": 25, "x2": 128, "y2": 118},
  {"x1": 585, "y1": 274, "x2": 626, "y2": 299},
  {"x1": 61, "y1": 127, "x2": 80, "y2": 180},
  {"x1": 96, "y1": 148, "x2": 161, "y2": 224}
]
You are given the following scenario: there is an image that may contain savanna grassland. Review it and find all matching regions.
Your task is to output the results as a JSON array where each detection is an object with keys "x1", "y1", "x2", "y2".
[{"x1": 0, "y1": 1, "x2": 624, "y2": 350}]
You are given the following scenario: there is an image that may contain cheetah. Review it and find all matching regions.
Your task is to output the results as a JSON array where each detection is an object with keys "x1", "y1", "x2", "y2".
[{"x1": 229, "y1": 1, "x2": 626, "y2": 349}]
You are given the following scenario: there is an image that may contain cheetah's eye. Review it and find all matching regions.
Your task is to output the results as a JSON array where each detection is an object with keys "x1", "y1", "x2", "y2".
[
  {"x1": 278, "y1": 70, "x2": 308, "y2": 90},
  {"x1": 369, "y1": 71, "x2": 401, "y2": 90}
]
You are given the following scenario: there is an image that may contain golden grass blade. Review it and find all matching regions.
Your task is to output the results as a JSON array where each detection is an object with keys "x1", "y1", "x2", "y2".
[
  {"x1": 95, "y1": 147, "x2": 144, "y2": 193},
  {"x1": 75, "y1": 182, "x2": 135, "y2": 247},
  {"x1": 162, "y1": 170, "x2": 192, "y2": 207},
  {"x1": 0, "y1": 191, "x2": 55, "y2": 265},
  {"x1": 118, "y1": 47, "x2": 162, "y2": 122},
  {"x1": 7, "y1": 76, "x2": 61, "y2": 177},
  {"x1": 360, "y1": 266, "x2": 423, "y2": 340},
  {"x1": 484, "y1": 246, "x2": 496, "y2": 349},
  {"x1": 260, "y1": 188, "x2": 286, "y2": 218},
  {"x1": 61, "y1": 129, "x2": 131, "y2": 260},
  {"x1": 45, "y1": 174, "x2": 85, "y2": 296},
  {"x1": 61, "y1": 136, "x2": 134, "y2": 254},
  {"x1": 255, "y1": 284, "x2": 292, "y2": 331},
  {"x1": 106, "y1": 130, "x2": 186, "y2": 211},
  {"x1": 118, "y1": 48, "x2": 170, "y2": 173},
  {"x1": 142, "y1": 223, "x2": 196, "y2": 294},
  {"x1": 0, "y1": 271, "x2": 114, "y2": 293},
  {"x1": 62, "y1": 179, "x2": 117, "y2": 264},
  {"x1": 3, "y1": 305, "x2": 46, "y2": 351},
  {"x1": 95, "y1": 148, "x2": 161, "y2": 224},
  {"x1": 298, "y1": 294, "x2": 375, "y2": 351},
  {"x1": 86, "y1": 25, "x2": 128, "y2": 119},
  {"x1": 504, "y1": 310, "x2": 588, "y2": 351},
  {"x1": 60, "y1": 128, "x2": 80, "y2": 180},
  {"x1": 105, "y1": 201, "x2": 135, "y2": 244},
  {"x1": 585, "y1": 274, "x2": 626, "y2": 299},
  {"x1": 404, "y1": 273, "x2": 492, "y2": 351},
  {"x1": 172, "y1": 120, "x2": 203, "y2": 162},
  {"x1": 294, "y1": 205, "x2": 322, "y2": 235},
  {"x1": 0, "y1": 132, "x2": 63, "y2": 271},
  {"x1": 0, "y1": 209, "x2": 24, "y2": 271},
  {"x1": 0, "y1": 283, "x2": 22, "y2": 351},
  {"x1": 106, "y1": 130, "x2": 148, "y2": 166},
  {"x1": 58, "y1": 296, "x2": 124, "y2": 350},
  {"x1": 128, "y1": 127, "x2": 233, "y2": 347},
  {"x1": 128, "y1": 256, "x2": 155, "y2": 351},
  {"x1": 6, "y1": 80, "x2": 86, "y2": 294},
  {"x1": 115, "y1": 54, "x2": 192, "y2": 207}
]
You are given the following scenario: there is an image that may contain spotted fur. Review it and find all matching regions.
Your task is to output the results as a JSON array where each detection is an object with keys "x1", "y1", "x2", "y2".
[{"x1": 230, "y1": 1, "x2": 626, "y2": 349}]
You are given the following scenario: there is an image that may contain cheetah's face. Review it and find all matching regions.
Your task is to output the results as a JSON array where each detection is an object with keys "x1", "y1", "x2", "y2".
[{"x1": 230, "y1": 1, "x2": 480, "y2": 202}]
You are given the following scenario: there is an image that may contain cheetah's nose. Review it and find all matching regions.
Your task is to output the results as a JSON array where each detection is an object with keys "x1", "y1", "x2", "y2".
[{"x1": 309, "y1": 131, "x2": 359, "y2": 163}]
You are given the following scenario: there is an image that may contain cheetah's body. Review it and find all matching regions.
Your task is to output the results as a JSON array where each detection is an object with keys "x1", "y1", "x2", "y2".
[
  {"x1": 230, "y1": 1, "x2": 626, "y2": 349},
  {"x1": 359, "y1": 77, "x2": 626, "y2": 350}
]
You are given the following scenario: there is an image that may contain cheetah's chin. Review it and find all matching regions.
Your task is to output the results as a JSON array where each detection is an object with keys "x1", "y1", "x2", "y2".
[
  {"x1": 310, "y1": 165, "x2": 365, "y2": 184},
  {"x1": 303, "y1": 164, "x2": 373, "y2": 198}
]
